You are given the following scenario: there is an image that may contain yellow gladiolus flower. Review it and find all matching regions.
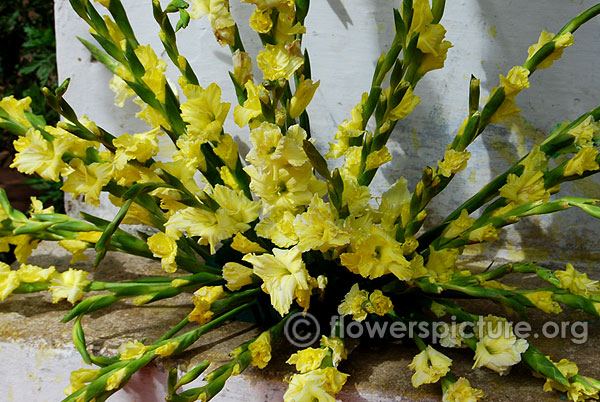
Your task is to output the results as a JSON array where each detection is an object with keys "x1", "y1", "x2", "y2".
[
  {"x1": 468, "y1": 223, "x2": 500, "y2": 243},
  {"x1": 257, "y1": 44, "x2": 304, "y2": 81},
  {"x1": 443, "y1": 209, "x2": 475, "y2": 239},
  {"x1": 437, "y1": 149, "x2": 471, "y2": 177},
  {"x1": 499, "y1": 66, "x2": 530, "y2": 97},
  {"x1": 234, "y1": 81, "x2": 265, "y2": 127},
  {"x1": 293, "y1": 195, "x2": 349, "y2": 252},
  {"x1": 0, "y1": 262, "x2": 20, "y2": 301},
  {"x1": 555, "y1": 263, "x2": 600, "y2": 297},
  {"x1": 364, "y1": 290, "x2": 394, "y2": 316},
  {"x1": 525, "y1": 291, "x2": 562, "y2": 314},
  {"x1": 243, "y1": 247, "x2": 310, "y2": 316},
  {"x1": 16, "y1": 263, "x2": 55, "y2": 283},
  {"x1": 222, "y1": 262, "x2": 254, "y2": 291},
  {"x1": 365, "y1": 146, "x2": 393, "y2": 171},
  {"x1": 527, "y1": 30, "x2": 574, "y2": 70},
  {"x1": 118, "y1": 340, "x2": 147, "y2": 360},
  {"x1": 105, "y1": 367, "x2": 128, "y2": 391},
  {"x1": 113, "y1": 128, "x2": 160, "y2": 170},
  {"x1": 249, "y1": 8, "x2": 273, "y2": 33},
  {"x1": 50, "y1": 268, "x2": 91, "y2": 304},
  {"x1": 283, "y1": 367, "x2": 348, "y2": 402},
  {"x1": 155, "y1": 341, "x2": 180, "y2": 357},
  {"x1": 232, "y1": 50, "x2": 254, "y2": 85},
  {"x1": 11, "y1": 128, "x2": 73, "y2": 181},
  {"x1": 442, "y1": 377, "x2": 484, "y2": 402},
  {"x1": 286, "y1": 347, "x2": 328, "y2": 373},
  {"x1": 0, "y1": 95, "x2": 32, "y2": 129},
  {"x1": 147, "y1": 232, "x2": 178, "y2": 273},
  {"x1": 564, "y1": 147, "x2": 599, "y2": 177},
  {"x1": 189, "y1": 285, "x2": 226, "y2": 325},
  {"x1": 211, "y1": 185, "x2": 261, "y2": 225},
  {"x1": 230, "y1": 233, "x2": 266, "y2": 254},
  {"x1": 320, "y1": 336, "x2": 347, "y2": 367},
  {"x1": 425, "y1": 246, "x2": 459, "y2": 280},
  {"x1": 181, "y1": 83, "x2": 231, "y2": 143},
  {"x1": 63, "y1": 368, "x2": 99, "y2": 396},
  {"x1": 488, "y1": 92, "x2": 521, "y2": 124},
  {"x1": 289, "y1": 78, "x2": 320, "y2": 119},
  {"x1": 337, "y1": 283, "x2": 369, "y2": 321},
  {"x1": 58, "y1": 240, "x2": 89, "y2": 263},
  {"x1": 472, "y1": 315, "x2": 528, "y2": 375},
  {"x1": 61, "y1": 159, "x2": 112, "y2": 207},
  {"x1": 408, "y1": 345, "x2": 452, "y2": 388},
  {"x1": 567, "y1": 115, "x2": 599, "y2": 148},
  {"x1": 388, "y1": 86, "x2": 421, "y2": 121},
  {"x1": 499, "y1": 170, "x2": 549, "y2": 206},
  {"x1": 248, "y1": 331, "x2": 272, "y2": 369},
  {"x1": 189, "y1": 0, "x2": 235, "y2": 45}
]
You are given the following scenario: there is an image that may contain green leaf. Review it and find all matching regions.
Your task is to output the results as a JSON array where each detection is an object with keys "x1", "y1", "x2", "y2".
[
  {"x1": 523, "y1": 345, "x2": 570, "y2": 387},
  {"x1": 302, "y1": 139, "x2": 330, "y2": 180}
]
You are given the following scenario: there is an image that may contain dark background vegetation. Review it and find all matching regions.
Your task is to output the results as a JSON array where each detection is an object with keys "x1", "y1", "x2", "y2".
[{"x1": 1, "y1": 1, "x2": 63, "y2": 263}]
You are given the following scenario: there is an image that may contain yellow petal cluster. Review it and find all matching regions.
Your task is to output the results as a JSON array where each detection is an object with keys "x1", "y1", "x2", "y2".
[
  {"x1": 189, "y1": 285, "x2": 226, "y2": 324},
  {"x1": 408, "y1": 345, "x2": 452, "y2": 388}
]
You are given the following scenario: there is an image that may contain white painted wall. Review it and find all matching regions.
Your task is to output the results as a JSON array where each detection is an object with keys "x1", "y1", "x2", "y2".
[{"x1": 55, "y1": 0, "x2": 600, "y2": 266}]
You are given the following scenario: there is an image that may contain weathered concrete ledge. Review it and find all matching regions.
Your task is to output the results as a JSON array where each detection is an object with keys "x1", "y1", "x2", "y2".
[{"x1": 1, "y1": 242, "x2": 599, "y2": 401}]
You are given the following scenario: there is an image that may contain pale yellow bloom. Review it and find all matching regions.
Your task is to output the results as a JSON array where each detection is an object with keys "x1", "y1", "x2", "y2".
[
  {"x1": 525, "y1": 291, "x2": 562, "y2": 314},
  {"x1": 527, "y1": 30, "x2": 574, "y2": 70},
  {"x1": 234, "y1": 81, "x2": 264, "y2": 127},
  {"x1": 489, "y1": 93, "x2": 521, "y2": 124},
  {"x1": 468, "y1": 224, "x2": 500, "y2": 243},
  {"x1": 425, "y1": 246, "x2": 459, "y2": 280},
  {"x1": 16, "y1": 263, "x2": 55, "y2": 283},
  {"x1": 189, "y1": 0, "x2": 235, "y2": 45},
  {"x1": 289, "y1": 78, "x2": 320, "y2": 119},
  {"x1": 222, "y1": 262, "x2": 254, "y2": 291},
  {"x1": 155, "y1": 341, "x2": 180, "y2": 357},
  {"x1": 499, "y1": 170, "x2": 549, "y2": 206},
  {"x1": 293, "y1": 195, "x2": 349, "y2": 252},
  {"x1": 211, "y1": 185, "x2": 261, "y2": 225},
  {"x1": 287, "y1": 347, "x2": 328, "y2": 373},
  {"x1": 365, "y1": 146, "x2": 393, "y2": 171},
  {"x1": 63, "y1": 368, "x2": 98, "y2": 396},
  {"x1": 213, "y1": 133, "x2": 239, "y2": 169},
  {"x1": 147, "y1": 232, "x2": 178, "y2": 273},
  {"x1": 0, "y1": 95, "x2": 32, "y2": 128},
  {"x1": 257, "y1": 44, "x2": 304, "y2": 81},
  {"x1": 283, "y1": 367, "x2": 348, "y2": 402},
  {"x1": 189, "y1": 286, "x2": 226, "y2": 325},
  {"x1": 567, "y1": 116, "x2": 599, "y2": 148},
  {"x1": 0, "y1": 262, "x2": 20, "y2": 301},
  {"x1": 472, "y1": 315, "x2": 529, "y2": 375},
  {"x1": 499, "y1": 66, "x2": 530, "y2": 97},
  {"x1": 11, "y1": 128, "x2": 73, "y2": 181},
  {"x1": 61, "y1": 159, "x2": 112, "y2": 207},
  {"x1": 113, "y1": 128, "x2": 160, "y2": 169},
  {"x1": 50, "y1": 269, "x2": 91, "y2": 304},
  {"x1": 248, "y1": 331, "x2": 272, "y2": 369},
  {"x1": 442, "y1": 377, "x2": 484, "y2": 402},
  {"x1": 243, "y1": 247, "x2": 310, "y2": 316},
  {"x1": 555, "y1": 263, "x2": 600, "y2": 297},
  {"x1": 231, "y1": 233, "x2": 266, "y2": 253},
  {"x1": 388, "y1": 86, "x2": 420, "y2": 120},
  {"x1": 364, "y1": 290, "x2": 394, "y2": 316},
  {"x1": 105, "y1": 367, "x2": 128, "y2": 391},
  {"x1": 255, "y1": 209, "x2": 299, "y2": 248},
  {"x1": 232, "y1": 50, "x2": 254, "y2": 85},
  {"x1": 58, "y1": 240, "x2": 89, "y2": 263},
  {"x1": 181, "y1": 83, "x2": 230, "y2": 143},
  {"x1": 443, "y1": 209, "x2": 475, "y2": 239},
  {"x1": 408, "y1": 345, "x2": 452, "y2": 388},
  {"x1": 564, "y1": 147, "x2": 599, "y2": 176},
  {"x1": 326, "y1": 99, "x2": 364, "y2": 159},
  {"x1": 249, "y1": 8, "x2": 273, "y2": 33},
  {"x1": 118, "y1": 340, "x2": 147, "y2": 360},
  {"x1": 438, "y1": 149, "x2": 470, "y2": 177},
  {"x1": 337, "y1": 283, "x2": 369, "y2": 321}
]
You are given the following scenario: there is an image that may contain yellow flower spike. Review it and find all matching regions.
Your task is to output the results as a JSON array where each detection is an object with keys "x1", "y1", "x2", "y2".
[
  {"x1": 257, "y1": 44, "x2": 304, "y2": 81},
  {"x1": 189, "y1": 286, "x2": 226, "y2": 325},
  {"x1": 337, "y1": 283, "x2": 369, "y2": 321},
  {"x1": 564, "y1": 147, "x2": 599, "y2": 177},
  {"x1": 0, "y1": 95, "x2": 32, "y2": 128},
  {"x1": 118, "y1": 340, "x2": 147, "y2": 360},
  {"x1": 16, "y1": 263, "x2": 55, "y2": 283},
  {"x1": 525, "y1": 291, "x2": 562, "y2": 314},
  {"x1": 231, "y1": 233, "x2": 267, "y2": 254},
  {"x1": 286, "y1": 347, "x2": 328, "y2": 373},
  {"x1": 0, "y1": 263, "x2": 20, "y2": 301},
  {"x1": 499, "y1": 66, "x2": 530, "y2": 97},
  {"x1": 155, "y1": 341, "x2": 180, "y2": 357},
  {"x1": 388, "y1": 86, "x2": 421, "y2": 121},
  {"x1": 105, "y1": 367, "x2": 128, "y2": 391},
  {"x1": 408, "y1": 345, "x2": 452, "y2": 388},
  {"x1": 437, "y1": 149, "x2": 471, "y2": 177},
  {"x1": 50, "y1": 268, "x2": 91, "y2": 304},
  {"x1": 11, "y1": 128, "x2": 74, "y2": 181},
  {"x1": 364, "y1": 290, "x2": 394, "y2": 316},
  {"x1": 527, "y1": 30, "x2": 574, "y2": 70},
  {"x1": 243, "y1": 247, "x2": 310, "y2": 316},
  {"x1": 499, "y1": 170, "x2": 549, "y2": 206},
  {"x1": 472, "y1": 315, "x2": 529, "y2": 375},
  {"x1": 468, "y1": 224, "x2": 500, "y2": 243},
  {"x1": 61, "y1": 159, "x2": 112, "y2": 207},
  {"x1": 222, "y1": 262, "x2": 254, "y2": 291},
  {"x1": 442, "y1": 209, "x2": 475, "y2": 239},
  {"x1": 289, "y1": 78, "x2": 320, "y2": 119},
  {"x1": 248, "y1": 331, "x2": 272, "y2": 369},
  {"x1": 442, "y1": 377, "x2": 484, "y2": 402},
  {"x1": 58, "y1": 240, "x2": 90, "y2": 263},
  {"x1": 147, "y1": 232, "x2": 178, "y2": 273},
  {"x1": 293, "y1": 195, "x2": 350, "y2": 253}
]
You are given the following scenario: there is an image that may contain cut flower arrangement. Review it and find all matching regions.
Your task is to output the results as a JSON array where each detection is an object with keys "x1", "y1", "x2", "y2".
[{"x1": 1, "y1": 0, "x2": 600, "y2": 401}]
